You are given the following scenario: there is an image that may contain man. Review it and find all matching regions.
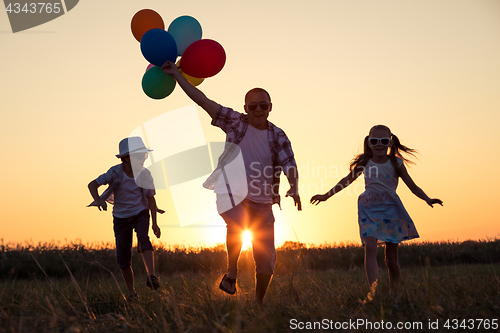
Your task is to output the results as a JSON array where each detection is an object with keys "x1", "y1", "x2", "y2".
[{"x1": 161, "y1": 61, "x2": 301, "y2": 303}]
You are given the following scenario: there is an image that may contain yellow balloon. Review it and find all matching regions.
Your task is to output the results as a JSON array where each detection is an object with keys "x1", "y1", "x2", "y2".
[
  {"x1": 182, "y1": 71, "x2": 204, "y2": 86},
  {"x1": 176, "y1": 60, "x2": 204, "y2": 86}
]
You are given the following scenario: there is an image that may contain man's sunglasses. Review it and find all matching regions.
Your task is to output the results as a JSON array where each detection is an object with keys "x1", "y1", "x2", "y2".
[
  {"x1": 368, "y1": 137, "x2": 391, "y2": 146},
  {"x1": 246, "y1": 102, "x2": 270, "y2": 111}
]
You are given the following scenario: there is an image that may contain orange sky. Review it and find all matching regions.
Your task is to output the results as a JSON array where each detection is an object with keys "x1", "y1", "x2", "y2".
[{"x1": 1, "y1": 0, "x2": 499, "y2": 248}]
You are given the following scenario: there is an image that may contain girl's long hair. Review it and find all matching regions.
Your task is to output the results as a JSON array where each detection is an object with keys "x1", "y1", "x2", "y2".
[{"x1": 349, "y1": 125, "x2": 417, "y2": 177}]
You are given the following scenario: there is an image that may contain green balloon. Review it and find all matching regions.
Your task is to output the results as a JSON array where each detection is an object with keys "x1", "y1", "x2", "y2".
[{"x1": 141, "y1": 66, "x2": 176, "y2": 99}]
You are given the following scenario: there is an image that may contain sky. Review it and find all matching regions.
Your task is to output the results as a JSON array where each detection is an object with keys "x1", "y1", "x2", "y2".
[{"x1": 1, "y1": 0, "x2": 499, "y2": 248}]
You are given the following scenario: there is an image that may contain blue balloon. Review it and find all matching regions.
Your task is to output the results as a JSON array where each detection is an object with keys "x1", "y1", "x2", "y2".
[
  {"x1": 168, "y1": 16, "x2": 202, "y2": 56},
  {"x1": 140, "y1": 28, "x2": 178, "y2": 67}
]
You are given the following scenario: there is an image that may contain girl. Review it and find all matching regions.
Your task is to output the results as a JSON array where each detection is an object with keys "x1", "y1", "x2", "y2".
[{"x1": 310, "y1": 125, "x2": 442, "y2": 298}]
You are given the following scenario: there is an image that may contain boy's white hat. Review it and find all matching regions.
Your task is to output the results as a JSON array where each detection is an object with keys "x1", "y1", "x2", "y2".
[{"x1": 116, "y1": 137, "x2": 153, "y2": 158}]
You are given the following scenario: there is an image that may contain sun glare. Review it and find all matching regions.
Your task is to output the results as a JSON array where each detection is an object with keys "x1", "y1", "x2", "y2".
[{"x1": 242, "y1": 231, "x2": 252, "y2": 250}]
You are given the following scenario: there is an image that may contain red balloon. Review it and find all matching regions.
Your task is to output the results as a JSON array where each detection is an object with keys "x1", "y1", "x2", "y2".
[
  {"x1": 180, "y1": 39, "x2": 226, "y2": 78},
  {"x1": 131, "y1": 9, "x2": 164, "y2": 42}
]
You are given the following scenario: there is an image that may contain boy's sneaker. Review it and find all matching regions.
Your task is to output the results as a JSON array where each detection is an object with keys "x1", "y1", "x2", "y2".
[
  {"x1": 146, "y1": 275, "x2": 160, "y2": 290},
  {"x1": 127, "y1": 293, "x2": 139, "y2": 303}
]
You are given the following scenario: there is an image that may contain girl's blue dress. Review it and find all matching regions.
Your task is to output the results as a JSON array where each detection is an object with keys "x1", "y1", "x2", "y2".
[{"x1": 358, "y1": 157, "x2": 419, "y2": 244}]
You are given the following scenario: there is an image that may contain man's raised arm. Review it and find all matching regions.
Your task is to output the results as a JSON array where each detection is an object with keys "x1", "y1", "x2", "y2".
[{"x1": 161, "y1": 61, "x2": 219, "y2": 118}]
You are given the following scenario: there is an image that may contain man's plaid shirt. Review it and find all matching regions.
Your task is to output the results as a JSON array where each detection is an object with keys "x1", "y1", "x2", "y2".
[{"x1": 203, "y1": 105, "x2": 297, "y2": 207}]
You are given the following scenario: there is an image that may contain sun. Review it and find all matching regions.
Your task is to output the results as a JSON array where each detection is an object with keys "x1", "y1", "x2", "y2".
[{"x1": 242, "y1": 230, "x2": 252, "y2": 250}]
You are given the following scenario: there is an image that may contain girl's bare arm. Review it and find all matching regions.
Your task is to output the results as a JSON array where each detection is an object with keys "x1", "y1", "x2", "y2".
[
  {"x1": 399, "y1": 164, "x2": 443, "y2": 207},
  {"x1": 310, "y1": 170, "x2": 360, "y2": 205}
]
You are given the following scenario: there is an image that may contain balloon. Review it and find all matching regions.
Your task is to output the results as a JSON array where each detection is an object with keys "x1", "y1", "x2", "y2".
[
  {"x1": 131, "y1": 9, "x2": 164, "y2": 42},
  {"x1": 180, "y1": 39, "x2": 226, "y2": 78},
  {"x1": 175, "y1": 60, "x2": 204, "y2": 86},
  {"x1": 142, "y1": 66, "x2": 176, "y2": 99},
  {"x1": 180, "y1": 69, "x2": 204, "y2": 86},
  {"x1": 167, "y1": 16, "x2": 203, "y2": 56},
  {"x1": 140, "y1": 29, "x2": 178, "y2": 67},
  {"x1": 146, "y1": 64, "x2": 155, "y2": 71}
]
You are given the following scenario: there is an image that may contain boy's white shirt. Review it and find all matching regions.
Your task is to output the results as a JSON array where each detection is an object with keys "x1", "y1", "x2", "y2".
[{"x1": 88, "y1": 164, "x2": 155, "y2": 215}]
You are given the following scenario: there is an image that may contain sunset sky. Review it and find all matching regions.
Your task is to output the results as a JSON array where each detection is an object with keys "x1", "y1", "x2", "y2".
[{"x1": 1, "y1": 0, "x2": 499, "y2": 248}]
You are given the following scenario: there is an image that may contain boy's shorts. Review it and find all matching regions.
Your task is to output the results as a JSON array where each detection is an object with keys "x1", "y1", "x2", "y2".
[{"x1": 113, "y1": 209, "x2": 153, "y2": 269}]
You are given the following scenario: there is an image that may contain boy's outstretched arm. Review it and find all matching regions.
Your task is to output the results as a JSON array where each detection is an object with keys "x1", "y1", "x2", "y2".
[
  {"x1": 310, "y1": 171, "x2": 359, "y2": 205},
  {"x1": 399, "y1": 164, "x2": 443, "y2": 207},
  {"x1": 88, "y1": 180, "x2": 107, "y2": 211},
  {"x1": 161, "y1": 61, "x2": 219, "y2": 119},
  {"x1": 148, "y1": 196, "x2": 161, "y2": 238}
]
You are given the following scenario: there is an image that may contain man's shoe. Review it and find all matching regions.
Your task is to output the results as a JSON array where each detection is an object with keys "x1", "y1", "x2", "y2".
[{"x1": 219, "y1": 274, "x2": 236, "y2": 295}]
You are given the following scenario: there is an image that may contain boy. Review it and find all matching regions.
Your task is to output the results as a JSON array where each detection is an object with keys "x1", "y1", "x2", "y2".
[{"x1": 88, "y1": 136, "x2": 162, "y2": 300}]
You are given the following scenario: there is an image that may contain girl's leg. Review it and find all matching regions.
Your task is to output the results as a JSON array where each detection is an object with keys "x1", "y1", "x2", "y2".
[
  {"x1": 364, "y1": 236, "x2": 378, "y2": 287},
  {"x1": 385, "y1": 242, "x2": 400, "y2": 294}
]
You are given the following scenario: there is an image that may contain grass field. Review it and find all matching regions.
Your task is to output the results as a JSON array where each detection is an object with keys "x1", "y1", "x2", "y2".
[{"x1": 1, "y1": 240, "x2": 499, "y2": 332}]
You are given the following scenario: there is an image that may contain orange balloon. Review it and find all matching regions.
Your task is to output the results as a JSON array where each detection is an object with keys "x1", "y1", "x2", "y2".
[{"x1": 131, "y1": 9, "x2": 165, "y2": 42}]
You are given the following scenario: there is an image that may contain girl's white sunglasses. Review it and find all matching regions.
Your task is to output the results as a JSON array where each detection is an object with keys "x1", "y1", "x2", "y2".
[{"x1": 368, "y1": 137, "x2": 391, "y2": 146}]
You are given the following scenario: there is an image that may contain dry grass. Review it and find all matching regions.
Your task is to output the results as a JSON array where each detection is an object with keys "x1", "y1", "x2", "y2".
[{"x1": 0, "y1": 240, "x2": 499, "y2": 332}]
